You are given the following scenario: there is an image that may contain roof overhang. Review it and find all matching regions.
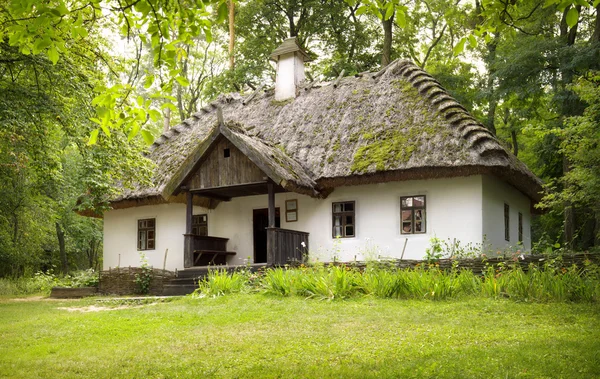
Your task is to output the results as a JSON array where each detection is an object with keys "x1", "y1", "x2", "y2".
[
  {"x1": 189, "y1": 181, "x2": 287, "y2": 201},
  {"x1": 162, "y1": 108, "x2": 322, "y2": 200}
]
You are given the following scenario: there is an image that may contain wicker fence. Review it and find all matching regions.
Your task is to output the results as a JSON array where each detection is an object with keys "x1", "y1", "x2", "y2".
[
  {"x1": 346, "y1": 252, "x2": 600, "y2": 273},
  {"x1": 99, "y1": 267, "x2": 175, "y2": 296}
]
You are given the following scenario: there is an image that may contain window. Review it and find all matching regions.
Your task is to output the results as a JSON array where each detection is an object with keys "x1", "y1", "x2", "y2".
[
  {"x1": 285, "y1": 199, "x2": 298, "y2": 222},
  {"x1": 518, "y1": 212, "x2": 523, "y2": 243},
  {"x1": 401, "y1": 196, "x2": 426, "y2": 234},
  {"x1": 223, "y1": 148, "x2": 230, "y2": 158},
  {"x1": 332, "y1": 201, "x2": 355, "y2": 238},
  {"x1": 192, "y1": 214, "x2": 208, "y2": 236},
  {"x1": 504, "y1": 204, "x2": 510, "y2": 241},
  {"x1": 138, "y1": 218, "x2": 155, "y2": 250}
]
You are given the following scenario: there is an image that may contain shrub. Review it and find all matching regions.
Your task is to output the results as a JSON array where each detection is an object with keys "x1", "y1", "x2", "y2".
[{"x1": 134, "y1": 253, "x2": 153, "y2": 294}]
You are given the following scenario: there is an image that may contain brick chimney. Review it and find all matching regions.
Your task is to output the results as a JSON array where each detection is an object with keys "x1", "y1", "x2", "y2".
[{"x1": 270, "y1": 37, "x2": 312, "y2": 101}]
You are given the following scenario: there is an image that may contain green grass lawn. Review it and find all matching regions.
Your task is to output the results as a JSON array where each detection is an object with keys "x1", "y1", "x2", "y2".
[{"x1": 1, "y1": 295, "x2": 599, "y2": 378}]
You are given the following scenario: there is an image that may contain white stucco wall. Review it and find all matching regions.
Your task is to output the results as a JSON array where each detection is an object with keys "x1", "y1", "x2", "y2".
[
  {"x1": 274, "y1": 52, "x2": 305, "y2": 101},
  {"x1": 208, "y1": 175, "x2": 484, "y2": 264},
  {"x1": 482, "y1": 175, "x2": 531, "y2": 252},
  {"x1": 104, "y1": 175, "x2": 513, "y2": 270},
  {"x1": 103, "y1": 203, "x2": 209, "y2": 271}
]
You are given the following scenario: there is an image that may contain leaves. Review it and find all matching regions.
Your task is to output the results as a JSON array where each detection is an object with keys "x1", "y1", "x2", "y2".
[
  {"x1": 453, "y1": 37, "x2": 466, "y2": 56},
  {"x1": 565, "y1": 7, "x2": 579, "y2": 28},
  {"x1": 395, "y1": 10, "x2": 406, "y2": 28},
  {"x1": 217, "y1": 1, "x2": 229, "y2": 23},
  {"x1": 175, "y1": 76, "x2": 190, "y2": 87},
  {"x1": 47, "y1": 46, "x2": 59, "y2": 65},
  {"x1": 140, "y1": 130, "x2": 155, "y2": 145},
  {"x1": 87, "y1": 129, "x2": 100, "y2": 146}
]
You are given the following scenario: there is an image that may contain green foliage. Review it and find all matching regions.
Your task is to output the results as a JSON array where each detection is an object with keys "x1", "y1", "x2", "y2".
[
  {"x1": 134, "y1": 253, "x2": 153, "y2": 295},
  {"x1": 481, "y1": 258, "x2": 600, "y2": 302},
  {"x1": 424, "y1": 237, "x2": 444, "y2": 262},
  {"x1": 0, "y1": 269, "x2": 99, "y2": 296},
  {"x1": 217, "y1": 258, "x2": 600, "y2": 302},
  {"x1": 539, "y1": 73, "x2": 600, "y2": 245},
  {"x1": 1, "y1": 0, "x2": 225, "y2": 141},
  {"x1": 193, "y1": 269, "x2": 249, "y2": 297}
]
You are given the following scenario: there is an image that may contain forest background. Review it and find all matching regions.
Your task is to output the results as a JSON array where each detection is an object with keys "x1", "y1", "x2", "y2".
[{"x1": 0, "y1": 0, "x2": 598, "y2": 277}]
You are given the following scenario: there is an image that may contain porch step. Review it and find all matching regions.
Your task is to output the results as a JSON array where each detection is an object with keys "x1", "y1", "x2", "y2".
[
  {"x1": 169, "y1": 277, "x2": 198, "y2": 285},
  {"x1": 162, "y1": 284, "x2": 197, "y2": 296},
  {"x1": 163, "y1": 264, "x2": 270, "y2": 296}
]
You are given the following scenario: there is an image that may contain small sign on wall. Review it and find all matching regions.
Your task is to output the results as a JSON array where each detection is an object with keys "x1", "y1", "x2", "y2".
[{"x1": 285, "y1": 199, "x2": 298, "y2": 222}]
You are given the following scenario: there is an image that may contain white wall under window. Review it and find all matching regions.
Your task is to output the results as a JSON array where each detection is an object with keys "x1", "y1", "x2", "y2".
[
  {"x1": 482, "y1": 175, "x2": 532, "y2": 252},
  {"x1": 103, "y1": 203, "x2": 208, "y2": 271}
]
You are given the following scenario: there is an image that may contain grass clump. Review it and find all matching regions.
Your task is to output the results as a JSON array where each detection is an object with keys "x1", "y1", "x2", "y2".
[
  {"x1": 0, "y1": 269, "x2": 99, "y2": 297},
  {"x1": 481, "y1": 259, "x2": 600, "y2": 302},
  {"x1": 241, "y1": 258, "x2": 600, "y2": 303},
  {"x1": 193, "y1": 269, "x2": 249, "y2": 298}
]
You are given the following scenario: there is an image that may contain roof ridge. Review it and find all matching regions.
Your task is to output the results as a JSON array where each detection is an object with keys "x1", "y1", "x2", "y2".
[{"x1": 391, "y1": 60, "x2": 507, "y2": 160}]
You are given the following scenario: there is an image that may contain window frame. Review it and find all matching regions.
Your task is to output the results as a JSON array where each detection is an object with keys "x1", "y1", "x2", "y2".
[
  {"x1": 400, "y1": 195, "x2": 426, "y2": 235},
  {"x1": 332, "y1": 201, "x2": 356, "y2": 238},
  {"x1": 192, "y1": 214, "x2": 208, "y2": 236},
  {"x1": 518, "y1": 212, "x2": 523, "y2": 243},
  {"x1": 137, "y1": 218, "x2": 156, "y2": 251},
  {"x1": 504, "y1": 203, "x2": 510, "y2": 242},
  {"x1": 285, "y1": 199, "x2": 298, "y2": 222}
]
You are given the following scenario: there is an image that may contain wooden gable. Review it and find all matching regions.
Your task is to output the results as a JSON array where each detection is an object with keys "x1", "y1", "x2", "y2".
[{"x1": 185, "y1": 136, "x2": 267, "y2": 189}]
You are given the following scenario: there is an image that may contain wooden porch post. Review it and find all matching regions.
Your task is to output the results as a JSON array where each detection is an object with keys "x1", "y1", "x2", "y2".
[
  {"x1": 184, "y1": 191, "x2": 193, "y2": 268},
  {"x1": 267, "y1": 182, "x2": 275, "y2": 266},
  {"x1": 186, "y1": 191, "x2": 193, "y2": 234},
  {"x1": 267, "y1": 182, "x2": 275, "y2": 228}
]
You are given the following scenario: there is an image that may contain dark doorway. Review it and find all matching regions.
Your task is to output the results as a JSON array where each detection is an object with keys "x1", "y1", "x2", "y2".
[{"x1": 253, "y1": 208, "x2": 280, "y2": 263}]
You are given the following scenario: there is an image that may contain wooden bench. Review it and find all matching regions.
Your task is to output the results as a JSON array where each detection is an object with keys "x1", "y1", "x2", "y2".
[{"x1": 193, "y1": 250, "x2": 236, "y2": 266}]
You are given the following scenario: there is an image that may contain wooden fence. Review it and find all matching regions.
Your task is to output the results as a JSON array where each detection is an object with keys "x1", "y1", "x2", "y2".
[
  {"x1": 99, "y1": 267, "x2": 175, "y2": 296},
  {"x1": 267, "y1": 227, "x2": 309, "y2": 266},
  {"x1": 342, "y1": 252, "x2": 600, "y2": 273}
]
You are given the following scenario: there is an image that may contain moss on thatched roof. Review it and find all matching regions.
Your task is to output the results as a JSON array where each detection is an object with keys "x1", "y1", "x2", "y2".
[{"x1": 116, "y1": 59, "x2": 543, "y2": 204}]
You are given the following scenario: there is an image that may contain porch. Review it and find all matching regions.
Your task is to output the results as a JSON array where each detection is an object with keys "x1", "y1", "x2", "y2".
[{"x1": 182, "y1": 181, "x2": 309, "y2": 268}]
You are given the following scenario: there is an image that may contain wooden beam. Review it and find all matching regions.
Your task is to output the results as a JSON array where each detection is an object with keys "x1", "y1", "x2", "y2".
[
  {"x1": 186, "y1": 191, "x2": 193, "y2": 234},
  {"x1": 194, "y1": 193, "x2": 232, "y2": 202},
  {"x1": 333, "y1": 69, "x2": 345, "y2": 88},
  {"x1": 189, "y1": 181, "x2": 268, "y2": 193},
  {"x1": 268, "y1": 181, "x2": 275, "y2": 228}
]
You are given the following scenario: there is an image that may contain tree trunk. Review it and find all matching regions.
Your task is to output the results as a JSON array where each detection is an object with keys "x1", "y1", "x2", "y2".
[
  {"x1": 592, "y1": 5, "x2": 600, "y2": 43},
  {"x1": 56, "y1": 222, "x2": 67, "y2": 274},
  {"x1": 381, "y1": 15, "x2": 394, "y2": 67},
  {"x1": 559, "y1": 6, "x2": 581, "y2": 250},
  {"x1": 563, "y1": 157, "x2": 575, "y2": 250},
  {"x1": 12, "y1": 213, "x2": 18, "y2": 244},
  {"x1": 594, "y1": 206, "x2": 600, "y2": 247},
  {"x1": 510, "y1": 130, "x2": 518, "y2": 157},
  {"x1": 228, "y1": 0, "x2": 235, "y2": 70},
  {"x1": 484, "y1": 33, "x2": 500, "y2": 135},
  {"x1": 163, "y1": 107, "x2": 170, "y2": 132}
]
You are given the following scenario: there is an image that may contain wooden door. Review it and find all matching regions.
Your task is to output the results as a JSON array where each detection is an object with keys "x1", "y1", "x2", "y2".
[{"x1": 253, "y1": 208, "x2": 280, "y2": 263}]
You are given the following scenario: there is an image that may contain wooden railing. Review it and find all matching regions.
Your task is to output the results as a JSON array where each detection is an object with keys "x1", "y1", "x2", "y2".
[
  {"x1": 183, "y1": 234, "x2": 230, "y2": 268},
  {"x1": 266, "y1": 228, "x2": 309, "y2": 266}
]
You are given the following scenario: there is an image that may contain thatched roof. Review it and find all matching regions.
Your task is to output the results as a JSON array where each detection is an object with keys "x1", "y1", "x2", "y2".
[{"x1": 116, "y1": 59, "x2": 543, "y2": 205}]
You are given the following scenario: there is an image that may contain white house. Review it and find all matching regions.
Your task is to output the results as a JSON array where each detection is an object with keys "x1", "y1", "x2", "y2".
[{"x1": 101, "y1": 38, "x2": 542, "y2": 272}]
